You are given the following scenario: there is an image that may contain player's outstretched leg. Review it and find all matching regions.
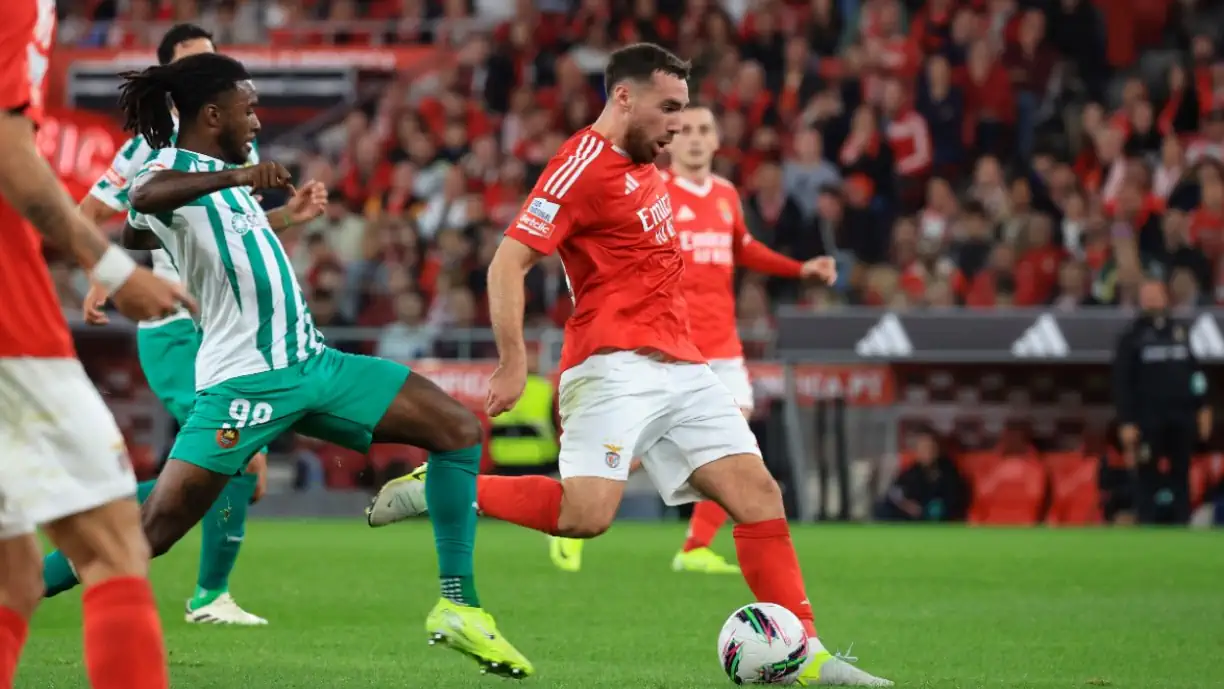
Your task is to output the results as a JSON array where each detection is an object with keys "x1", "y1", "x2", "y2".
[
  {"x1": 691, "y1": 455, "x2": 892, "y2": 687},
  {"x1": 369, "y1": 468, "x2": 565, "y2": 536},
  {"x1": 672, "y1": 500, "x2": 739, "y2": 574},
  {"x1": 370, "y1": 373, "x2": 533, "y2": 679}
]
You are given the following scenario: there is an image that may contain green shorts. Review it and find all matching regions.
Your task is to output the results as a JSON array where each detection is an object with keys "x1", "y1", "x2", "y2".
[
  {"x1": 170, "y1": 347, "x2": 410, "y2": 476},
  {"x1": 136, "y1": 318, "x2": 200, "y2": 425}
]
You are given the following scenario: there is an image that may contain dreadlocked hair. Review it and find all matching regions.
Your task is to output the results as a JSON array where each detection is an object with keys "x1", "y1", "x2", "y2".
[{"x1": 118, "y1": 52, "x2": 251, "y2": 150}]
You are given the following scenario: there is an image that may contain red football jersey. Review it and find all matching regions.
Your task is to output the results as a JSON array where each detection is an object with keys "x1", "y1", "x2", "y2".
[
  {"x1": 506, "y1": 128, "x2": 703, "y2": 373},
  {"x1": 664, "y1": 172, "x2": 803, "y2": 360},
  {"x1": 0, "y1": 0, "x2": 72, "y2": 359}
]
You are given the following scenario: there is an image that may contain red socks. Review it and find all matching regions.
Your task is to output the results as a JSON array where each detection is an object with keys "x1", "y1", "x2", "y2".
[
  {"x1": 734, "y1": 519, "x2": 817, "y2": 638},
  {"x1": 476, "y1": 475, "x2": 563, "y2": 535},
  {"x1": 82, "y1": 577, "x2": 168, "y2": 689},
  {"x1": 683, "y1": 501, "x2": 729, "y2": 552},
  {"x1": 0, "y1": 606, "x2": 28, "y2": 689}
]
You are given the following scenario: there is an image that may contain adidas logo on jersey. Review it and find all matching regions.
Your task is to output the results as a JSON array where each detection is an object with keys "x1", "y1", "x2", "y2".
[
  {"x1": 1010, "y1": 314, "x2": 1068, "y2": 358},
  {"x1": 677, "y1": 205, "x2": 696, "y2": 221},
  {"x1": 855, "y1": 314, "x2": 913, "y2": 357},
  {"x1": 624, "y1": 173, "x2": 640, "y2": 196}
]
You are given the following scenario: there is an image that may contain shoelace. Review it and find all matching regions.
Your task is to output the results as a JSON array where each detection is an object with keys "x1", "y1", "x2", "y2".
[{"x1": 833, "y1": 643, "x2": 858, "y2": 664}]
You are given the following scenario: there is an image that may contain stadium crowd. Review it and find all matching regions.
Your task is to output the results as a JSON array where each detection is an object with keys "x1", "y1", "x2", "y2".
[{"x1": 51, "y1": 0, "x2": 1224, "y2": 359}]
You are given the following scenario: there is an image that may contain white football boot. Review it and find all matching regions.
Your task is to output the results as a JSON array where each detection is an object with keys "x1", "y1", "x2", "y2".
[
  {"x1": 185, "y1": 593, "x2": 268, "y2": 626},
  {"x1": 798, "y1": 642, "x2": 893, "y2": 686},
  {"x1": 366, "y1": 462, "x2": 429, "y2": 527}
]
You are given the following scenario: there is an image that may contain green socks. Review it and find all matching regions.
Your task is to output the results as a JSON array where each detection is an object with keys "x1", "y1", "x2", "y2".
[
  {"x1": 426, "y1": 445, "x2": 481, "y2": 607},
  {"x1": 42, "y1": 549, "x2": 79, "y2": 597},
  {"x1": 190, "y1": 471, "x2": 256, "y2": 608},
  {"x1": 43, "y1": 479, "x2": 157, "y2": 598}
]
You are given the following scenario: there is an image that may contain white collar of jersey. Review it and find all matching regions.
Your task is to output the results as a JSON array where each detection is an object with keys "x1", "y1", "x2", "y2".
[
  {"x1": 181, "y1": 148, "x2": 227, "y2": 165},
  {"x1": 672, "y1": 174, "x2": 713, "y2": 197},
  {"x1": 611, "y1": 144, "x2": 628, "y2": 157}
]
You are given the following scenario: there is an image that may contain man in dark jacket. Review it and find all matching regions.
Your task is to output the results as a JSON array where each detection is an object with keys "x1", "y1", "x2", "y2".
[
  {"x1": 875, "y1": 428, "x2": 969, "y2": 522},
  {"x1": 1113, "y1": 280, "x2": 1213, "y2": 525}
]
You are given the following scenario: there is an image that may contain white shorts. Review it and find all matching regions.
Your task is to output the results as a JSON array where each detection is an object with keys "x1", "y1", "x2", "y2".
[
  {"x1": 0, "y1": 358, "x2": 137, "y2": 538},
  {"x1": 708, "y1": 357, "x2": 754, "y2": 411},
  {"x1": 557, "y1": 351, "x2": 760, "y2": 505}
]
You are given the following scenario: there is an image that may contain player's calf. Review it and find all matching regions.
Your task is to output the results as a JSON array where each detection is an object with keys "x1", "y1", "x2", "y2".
[
  {"x1": 689, "y1": 454, "x2": 785, "y2": 524},
  {"x1": 140, "y1": 460, "x2": 232, "y2": 558},
  {"x1": 0, "y1": 534, "x2": 40, "y2": 689},
  {"x1": 0, "y1": 535, "x2": 45, "y2": 620}
]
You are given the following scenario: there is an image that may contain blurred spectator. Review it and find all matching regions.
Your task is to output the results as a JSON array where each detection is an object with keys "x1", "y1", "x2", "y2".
[
  {"x1": 783, "y1": 128, "x2": 841, "y2": 219},
  {"x1": 875, "y1": 428, "x2": 969, "y2": 522},
  {"x1": 376, "y1": 291, "x2": 436, "y2": 361},
  {"x1": 745, "y1": 161, "x2": 805, "y2": 255},
  {"x1": 916, "y1": 55, "x2": 966, "y2": 178}
]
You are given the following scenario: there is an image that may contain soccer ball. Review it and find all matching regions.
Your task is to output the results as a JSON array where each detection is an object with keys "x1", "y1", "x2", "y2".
[{"x1": 717, "y1": 603, "x2": 810, "y2": 685}]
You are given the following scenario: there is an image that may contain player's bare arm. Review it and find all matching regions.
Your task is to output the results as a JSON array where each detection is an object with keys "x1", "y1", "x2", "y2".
[
  {"x1": 78, "y1": 193, "x2": 122, "y2": 224},
  {"x1": 129, "y1": 161, "x2": 291, "y2": 215},
  {"x1": 81, "y1": 220, "x2": 168, "y2": 325},
  {"x1": 486, "y1": 236, "x2": 545, "y2": 416}
]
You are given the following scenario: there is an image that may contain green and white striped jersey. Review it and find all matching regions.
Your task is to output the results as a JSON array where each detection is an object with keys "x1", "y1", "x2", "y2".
[
  {"x1": 129, "y1": 148, "x2": 324, "y2": 391},
  {"x1": 89, "y1": 130, "x2": 260, "y2": 328}
]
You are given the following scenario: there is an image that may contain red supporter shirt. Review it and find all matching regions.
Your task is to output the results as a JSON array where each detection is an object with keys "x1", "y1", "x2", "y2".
[
  {"x1": 663, "y1": 172, "x2": 802, "y2": 360},
  {"x1": 0, "y1": 0, "x2": 73, "y2": 360},
  {"x1": 505, "y1": 128, "x2": 704, "y2": 373}
]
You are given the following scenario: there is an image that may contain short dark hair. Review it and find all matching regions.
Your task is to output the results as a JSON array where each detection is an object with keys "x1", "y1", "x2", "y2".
[
  {"x1": 156, "y1": 24, "x2": 214, "y2": 66},
  {"x1": 119, "y1": 53, "x2": 251, "y2": 149},
  {"x1": 603, "y1": 43, "x2": 691, "y2": 93}
]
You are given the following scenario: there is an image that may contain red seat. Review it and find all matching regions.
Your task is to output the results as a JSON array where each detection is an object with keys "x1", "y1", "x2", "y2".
[
  {"x1": 1189, "y1": 455, "x2": 1218, "y2": 509},
  {"x1": 969, "y1": 455, "x2": 1048, "y2": 526},
  {"x1": 957, "y1": 450, "x2": 1003, "y2": 486},
  {"x1": 1044, "y1": 452, "x2": 1102, "y2": 526}
]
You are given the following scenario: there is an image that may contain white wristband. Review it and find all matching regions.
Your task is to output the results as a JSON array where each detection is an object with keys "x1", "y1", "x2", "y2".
[{"x1": 91, "y1": 245, "x2": 138, "y2": 292}]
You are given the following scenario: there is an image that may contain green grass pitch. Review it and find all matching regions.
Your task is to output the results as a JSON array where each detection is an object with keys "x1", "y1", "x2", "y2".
[{"x1": 19, "y1": 520, "x2": 1224, "y2": 688}]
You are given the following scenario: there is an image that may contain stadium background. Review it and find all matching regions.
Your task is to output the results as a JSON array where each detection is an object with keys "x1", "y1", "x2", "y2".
[{"x1": 37, "y1": 0, "x2": 1224, "y2": 527}]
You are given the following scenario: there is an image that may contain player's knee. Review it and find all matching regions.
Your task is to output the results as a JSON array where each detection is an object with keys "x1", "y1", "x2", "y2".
[
  {"x1": 556, "y1": 497, "x2": 618, "y2": 538},
  {"x1": 556, "y1": 477, "x2": 624, "y2": 537},
  {"x1": 49, "y1": 500, "x2": 151, "y2": 584},
  {"x1": 434, "y1": 406, "x2": 484, "y2": 452},
  {"x1": 560, "y1": 513, "x2": 614, "y2": 539},
  {"x1": 0, "y1": 537, "x2": 45, "y2": 616}
]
